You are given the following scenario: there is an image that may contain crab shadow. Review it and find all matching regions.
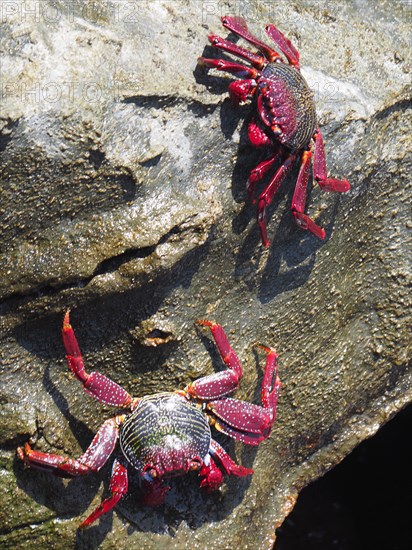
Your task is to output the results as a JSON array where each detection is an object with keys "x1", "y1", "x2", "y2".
[
  {"x1": 195, "y1": 49, "x2": 345, "y2": 303},
  {"x1": 222, "y1": 98, "x2": 343, "y2": 303},
  {"x1": 12, "y1": 240, "x2": 258, "y2": 540}
]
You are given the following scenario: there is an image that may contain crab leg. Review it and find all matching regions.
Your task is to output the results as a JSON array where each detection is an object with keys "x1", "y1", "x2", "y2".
[
  {"x1": 313, "y1": 129, "x2": 350, "y2": 192},
  {"x1": 17, "y1": 416, "x2": 121, "y2": 477},
  {"x1": 291, "y1": 150, "x2": 326, "y2": 239},
  {"x1": 247, "y1": 150, "x2": 281, "y2": 201},
  {"x1": 207, "y1": 398, "x2": 273, "y2": 444},
  {"x1": 185, "y1": 320, "x2": 243, "y2": 400},
  {"x1": 208, "y1": 34, "x2": 266, "y2": 68},
  {"x1": 80, "y1": 458, "x2": 129, "y2": 528},
  {"x1": 221, "y1": 16, "x2": 280, "y2": 63},
  {"x1": 198, "y1": 56, "x2": 259, "y2": 79},
  {"x1": 206, "y1": 346, "x2": 281, "y2": 445},
  {"x1": 62, "y1": 310, "x2": 133, "y2": 408},
  {"x1": 257, "y1": 152, "x2": 297, "y2": 247},
  {"x1": 210, "y1": 439, "x2": 253, "y2": 477},
  {"x1": 259, "y1": 345, "x2": 282, "y2": 417},
  {"x1": 265, "y1": 24, "x2": 300, "y2": 68}
]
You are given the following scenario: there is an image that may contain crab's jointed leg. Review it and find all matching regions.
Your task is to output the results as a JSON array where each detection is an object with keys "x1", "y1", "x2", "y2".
[
  {"x1": 257, "y1": 152, "x2": 297, "y2": 247},
  {"x1": 206, "y1": 345, "x2": 281, "y2": 445},
  {"x1": 265, "y1": 24, "x2": 300, "y2": 68},
  {"x1": 221, "y1": 16, "x2": 280, "y2": 63},
  {"x1": 17, "y1": 416, "x2": 121, "y2": 477},
  {"x1": 185, "y1": 320, "x2": 243, "y2": 400},
  {"x1": 259, "y1": 345, "x2": 282, "y2": 418},
  {"x1": 208, "y1": 34, "x2": 266, "y2": 68},
  {"x1": 80, "y1": 458, "x2": 129, "y2": 528},
  {"x1": 313, "y1": 129, "x2": 350, "y2": 193},
  {"x1": 198, "y1": 56, "x2": 259, "y2": 80},
  {"x1": 210, "y1": 439, "x2": 253, "y2": 476},
  {"x1": 247, "y1": 148, "x2": 281, "y2": 200},
  {"x1": 62, "y1": 310, "x2": 133, "y2": 408},
  {"x1": 291, "y1": 150, "x2": 327, "y2": 240}
]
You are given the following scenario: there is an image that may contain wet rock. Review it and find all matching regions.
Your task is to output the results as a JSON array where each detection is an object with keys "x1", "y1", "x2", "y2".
[{"x1": 0, "y1": 1, "x2": 411, "y2": 549}]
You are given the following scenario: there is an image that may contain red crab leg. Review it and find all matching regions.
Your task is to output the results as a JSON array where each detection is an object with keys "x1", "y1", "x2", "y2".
[
  {"x1": 259, "y1": 345, "x2": 282, "y2": 416},
  {"x1": 257, "y1": 152, "x2": 297, "y2": 247},
  {"x1": 62, "y1": 310, "x2": 133, "y2": 408},
  {"x1": 17, "y1": 416, "x2": 121, "y2": 477},
  {"x1": 265, "y1": 24, "x2": 300, "y2": 68},
  {"x1": 207, "y1": 398, "x2": 272, "y2": 444},
  {"x1": 209, "y1": 439, "x2": 253, "y2": 477},
  {"x1": 206, "y1": 346, "x2": 281, "y2": 445},
  {"x1": 291, "y1": 150, "x2": 326, "y2": 239},
  {"x1": 247, "y1": 151, "x2": 281, "y2": 201},
  {"x1": 221, "y1": 16, "x2": 280, "y2": 63},
  {"x1": 313, "y1": 129, "x2": 350, "y2": 192},
  {"x1": 80, "y1": 458, "x2": 129, "y2": 528},
  {"x1": 208, "y1": 34, "x2": 266, "y2": 69},
  {"x1": 198, "y1": 56, "x2": 259, "y2": 79},
  {"x1": 184, "y1": 320, "x2": 243, "y2": 400}
]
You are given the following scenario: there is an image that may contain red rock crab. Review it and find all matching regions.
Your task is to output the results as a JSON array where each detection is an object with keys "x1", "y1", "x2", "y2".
[
  {"x1": 17, "y1": 311, "x2": 281, "y2": 527},
  {"x1": 199, "y1": 16, "x2": 350, "y2": 246}
]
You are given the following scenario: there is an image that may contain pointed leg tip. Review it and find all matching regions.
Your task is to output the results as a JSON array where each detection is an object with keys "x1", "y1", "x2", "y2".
[
  {"x1": 79, "y1": 515, "x2": 95, "y2": 529},
  {"x1": 195, "y1": 319, "x2": 215, "y2": 328},
  {"x1": 233, "y1": 465, "x2": 254, "y2": 477},
  {"x1": 293, "y1": 212, "x2": 326, "y2": 239},
  {"x1": 222, "y1": 14, "x2": 243, "y2": 26},
  {"x1": 63, "y1": 308, "x2": 71, "y2": 329},
  {"x1": 197, "y1": 57, "x2": 209, "y2": 67},
  {"x1": 255, "y1": 343, "x2": 277, "y2": 356}
]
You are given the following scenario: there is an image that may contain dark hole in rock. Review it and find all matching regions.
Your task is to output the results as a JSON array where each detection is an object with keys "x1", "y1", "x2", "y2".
[{"x1": 276, "y1": 403, "x2": 412, "y2": 550}]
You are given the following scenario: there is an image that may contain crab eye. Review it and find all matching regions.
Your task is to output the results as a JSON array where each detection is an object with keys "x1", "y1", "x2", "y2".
[{"x1": 143, "y1": 467, "x2": 157, "y2": 481}]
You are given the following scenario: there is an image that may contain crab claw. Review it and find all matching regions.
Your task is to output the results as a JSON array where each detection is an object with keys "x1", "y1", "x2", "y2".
[
  {"x1": 228, "y1": 79, "x2": 256, "y2": 106},
  {"x1": 199, "y1": 459, "x2": 224, "y2": 492}
]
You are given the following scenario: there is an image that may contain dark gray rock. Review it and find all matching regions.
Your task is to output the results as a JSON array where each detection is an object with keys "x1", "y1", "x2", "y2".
[{"x1": 0, "y1": 1, "x2": 411, "y2": 548}]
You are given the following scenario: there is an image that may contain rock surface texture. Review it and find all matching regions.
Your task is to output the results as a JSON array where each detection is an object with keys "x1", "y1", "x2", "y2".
[{"x1": 0, "y1": 1, "x2": 411, "y2": 548}]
